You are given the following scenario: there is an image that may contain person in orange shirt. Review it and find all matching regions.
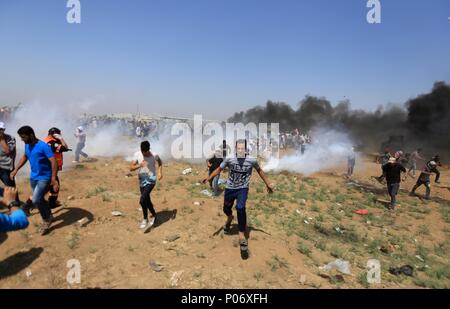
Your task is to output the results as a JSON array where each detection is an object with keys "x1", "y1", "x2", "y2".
[{"x1": 43, "y1": 127, "x2": 70, "y2": 209}]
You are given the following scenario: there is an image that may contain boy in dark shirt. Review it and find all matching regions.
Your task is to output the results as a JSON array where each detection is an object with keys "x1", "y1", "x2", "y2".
[
  {"x1": 206, "y1": 149, "x2": 223, "y2": 197},
  {"x1": 382, "y1": 157, "x2": 406, "y2": 210}
]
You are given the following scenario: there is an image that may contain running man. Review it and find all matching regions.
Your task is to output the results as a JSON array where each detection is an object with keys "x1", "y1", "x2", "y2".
[
  {"x1": 202, "y1": 139, "x2": 274, "y2": 259},
  {"x1": 347, "y1": 146, "x2": 356, "y2": 177},
  {"x1": 410, "y1": 161, "x2": 437, "y2": 200},
  {"x1": 10, "y1": 126, "x2": 59, "y2": 235},
  {"x1": 404, "y1": 148, "x2": 424, "y2": 180},
  {"x1": 130, "y1": 141, "x2": 162, "y2": 233},
  {"x1": 382, "y1": 157, "x2": 406, "y2": 210},
  {"x1": 377, "y1": 149, "x2": 391, "y2": 183},
  {"x1": 427, "y1": 155, "x2": 442, "y2": 184},
  {"x1": 73, "y1": 126, "x2": 88, "y2": 163}
]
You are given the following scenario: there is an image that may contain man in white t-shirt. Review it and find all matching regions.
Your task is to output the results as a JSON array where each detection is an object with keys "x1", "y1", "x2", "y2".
[{"x1": 130, "y1": 141, "x2": 162, "y2": 233}]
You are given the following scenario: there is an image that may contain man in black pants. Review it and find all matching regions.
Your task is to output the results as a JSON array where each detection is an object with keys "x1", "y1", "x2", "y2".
[
  {"x1": 382, "y1": 157, "x2": 406, "y2": 210},
  {"x1": 410, "y1": 161, "x2": 437, "y2": 200},
  {"x1": 427, "y1": 155, "x2": 442, "y2": 184},
  {"x1": 130, "y1": 141, "x2": 162, "y2": 233}
]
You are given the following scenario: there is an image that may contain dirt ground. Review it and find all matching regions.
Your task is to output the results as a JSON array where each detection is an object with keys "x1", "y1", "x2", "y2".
[{"x1": 1, "y1": 154, "x2": 449, "y2": 288}]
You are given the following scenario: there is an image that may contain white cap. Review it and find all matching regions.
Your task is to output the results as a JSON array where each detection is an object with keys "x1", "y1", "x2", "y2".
[
  {"x1": 0, "y1": 122, "x2": 5, "y2": 130},
  {"x1": 77, "y1": 126, "x2": 84, "y2": 132}
]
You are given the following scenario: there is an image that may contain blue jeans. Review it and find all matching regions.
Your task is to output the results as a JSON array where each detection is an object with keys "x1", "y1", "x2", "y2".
[
  {"x1": 223, "y1": 188, "x2": 249, "y2": 232},
  {"x1": 208, "y1": 170, "x2": 220, "y2": 196},
  {"x1": 387, "y1": 183, "x2": 400, "y2": 209},
  {"x1": 30, "y1": 179, "x2": 51, "y2": 220},
  {"x1": 75, "y1": 142, "x2": 88, "y2": 161}
]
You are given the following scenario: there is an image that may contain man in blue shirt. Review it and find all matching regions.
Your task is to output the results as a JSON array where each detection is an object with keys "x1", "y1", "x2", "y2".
[{"x1": 10, "y1": 126, "x2": 58, "y2": 235}]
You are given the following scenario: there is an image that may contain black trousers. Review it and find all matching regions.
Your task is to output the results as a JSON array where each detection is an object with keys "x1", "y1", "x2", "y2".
[{"x1": 140, "y1": 183, "x2": 156, "y2": 219}]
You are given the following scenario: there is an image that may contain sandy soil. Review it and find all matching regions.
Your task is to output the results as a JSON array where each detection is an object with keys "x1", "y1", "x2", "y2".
[{"x1": 1, "y1": 154, "x2": 449, "y2": 288}]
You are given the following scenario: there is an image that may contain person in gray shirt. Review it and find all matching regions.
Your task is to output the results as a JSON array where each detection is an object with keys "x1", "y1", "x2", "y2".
[
  {"x1": 203, "y1": 139, "x2": 273, "y2": 259},
  {"x1": 0, "y1": 122, "x2": 16, "y2": 187}
]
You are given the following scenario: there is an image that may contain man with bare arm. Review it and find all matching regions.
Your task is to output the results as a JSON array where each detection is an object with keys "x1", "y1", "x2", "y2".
[{"x1": 202, "y1": 139, "x2": 273, "y2": 259}]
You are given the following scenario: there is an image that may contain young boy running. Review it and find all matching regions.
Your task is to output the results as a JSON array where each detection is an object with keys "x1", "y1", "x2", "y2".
[
  {"x1": 130, "y1": 141, "x2": 162, "y2": 233},
  {"x1": 203, "y1": 139, "x2": 273, "y2": 258}
]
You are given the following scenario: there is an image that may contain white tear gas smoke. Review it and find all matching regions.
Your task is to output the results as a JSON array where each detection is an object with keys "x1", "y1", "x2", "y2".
[
  {"x1": 263, "y1": 129, "x2": 356, "y2": 175},
  {"x1": 4, "y1": 102, "x2": 174, "y2": 170}
]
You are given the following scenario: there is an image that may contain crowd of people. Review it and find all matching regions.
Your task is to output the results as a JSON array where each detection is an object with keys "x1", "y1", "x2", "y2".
[
  {"x1": 0, "y1": 109, "x2": 446, "y2": 261},
  {"x1": 0, "y1": 122, "x2": 91, "y2": 235},
  {"x1": 79, "y1": 115, "x2": 161, "y2": 140},
  {"x1": 279, "y1": 129, "x2": 312, "y2": 154},
  {"x1": 375, "y1": 148, "x2": 442, "y2": 210}
]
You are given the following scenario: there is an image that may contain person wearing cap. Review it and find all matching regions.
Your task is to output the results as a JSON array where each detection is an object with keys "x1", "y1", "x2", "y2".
[
  {"x1": 0, "y1": 122, "x2": 16, "y2": 188},
  {"x1": 410, "y1": 161, "x2": 437, "y2": 200},
  {"x1": 73, "y1": 126, "x2": 88, "y2": 163},
  {"x1": 382, "y1": 156, "x2": 406, "y2": 210},
  {"x1": 44, "y1": 127, "x2": 70, "y2": 209}
]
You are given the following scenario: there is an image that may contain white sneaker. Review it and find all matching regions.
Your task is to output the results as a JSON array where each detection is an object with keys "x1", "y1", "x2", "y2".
[
  {"x1": 139, "y1": 219, "x2": 148, "y2": 229},
  {"x1": 143, "y1": 217, "x2": 156, "y2": 233}
]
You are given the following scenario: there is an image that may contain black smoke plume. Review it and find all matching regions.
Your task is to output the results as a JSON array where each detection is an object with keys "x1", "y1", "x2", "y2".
[{"x1": 228, "y1": 81, "x2": 450, "y2": 157}]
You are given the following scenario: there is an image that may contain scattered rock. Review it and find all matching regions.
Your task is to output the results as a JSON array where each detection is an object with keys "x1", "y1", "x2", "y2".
[
  {"x1": 166, "y1": 234, "x2": 180, "y2": 242},
  {"x1": 67, "y1": 196, "x2": 75, "y2": 201},
  {"x1": 299, "y1": 199, "x2": 307, "y2": 205},
  {"x1": 295, "y1": 209, "x2": 302, "y2": 215},
  {"x1": 303, "y1": 220, "x2": 309, "y2": 225},
  {"x1": 182, "y1": 168, "x2": 192, "y2": 175},
  {"x1": 149, "y1": 260, "x2": 163, "y2": 272},
  {"x1": 111, "y1": 211, "x2": 123, "y2": 216},
  {"x1": 25, "y1": 270, "x2": 32, "y2": 278},
  {"x1": 380, "y1": 246, "x2": 393, "y2": 254},
  {"x1": 333, "y1": 274, "x2": 345, "y2": 283},
  {"x1": 200, "y1": 189, "x2": 213, "y2": 197}
]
